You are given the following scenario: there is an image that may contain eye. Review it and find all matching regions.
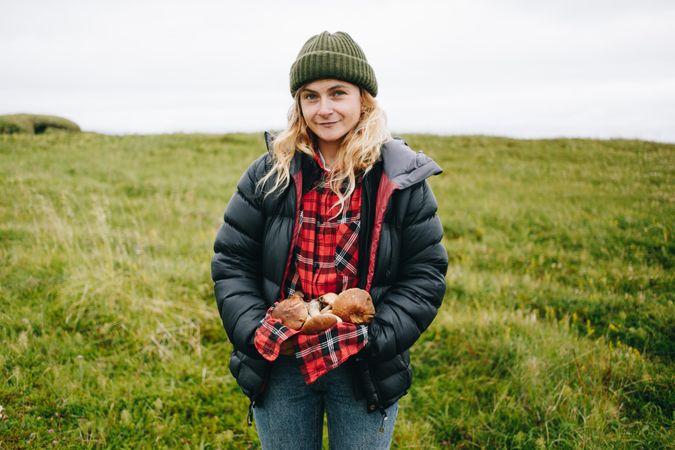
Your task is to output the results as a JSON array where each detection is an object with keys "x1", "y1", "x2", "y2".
[
  {"x1": 333, "y1": 90, "x2": 346, "y2": 97},
  {"x1": 303, "y1": 93, "x2": 317, "y2": 100}
]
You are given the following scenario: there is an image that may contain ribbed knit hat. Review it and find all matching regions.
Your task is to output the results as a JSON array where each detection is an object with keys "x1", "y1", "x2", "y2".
[{"x1": 290, "y1": 31, "x2": 378, "y2": 97}]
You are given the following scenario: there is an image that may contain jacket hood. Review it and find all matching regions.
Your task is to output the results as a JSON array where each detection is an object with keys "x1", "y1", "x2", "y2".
[
  {"x1": 378, "y1": 137, "x2": 442, "y2": 189},
  {"x1": 263, "y1": 130, "x2": 442, "y2": 189}
]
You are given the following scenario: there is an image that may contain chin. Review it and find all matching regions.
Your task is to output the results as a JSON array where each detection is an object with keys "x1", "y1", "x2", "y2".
[{"x1": 317, "y1": 130, "x2": 347, "y2": 143}]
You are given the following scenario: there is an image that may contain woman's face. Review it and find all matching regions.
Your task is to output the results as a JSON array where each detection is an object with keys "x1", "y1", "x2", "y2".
[{"x1": 299, "y1": 79, "x2": 362, "y2": 150}]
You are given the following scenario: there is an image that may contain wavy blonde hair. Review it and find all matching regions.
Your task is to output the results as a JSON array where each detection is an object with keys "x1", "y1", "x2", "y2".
[{"x1": 257, "y1": 87, "x2": 391, "y2": 219}]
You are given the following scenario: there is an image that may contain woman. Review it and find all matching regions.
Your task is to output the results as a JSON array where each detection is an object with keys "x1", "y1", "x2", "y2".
[{"x1": 211, "y1": 31, "x2": 448, "y2": 449}]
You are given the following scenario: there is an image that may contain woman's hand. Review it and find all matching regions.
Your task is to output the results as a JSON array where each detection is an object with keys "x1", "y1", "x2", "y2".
[{"x1": 279, "y1": 338, "x2": 295, "y2": 356}]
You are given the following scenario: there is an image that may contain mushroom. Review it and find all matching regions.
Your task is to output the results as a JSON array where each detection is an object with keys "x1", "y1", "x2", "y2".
[
  {"x1": 302, "y1": 297, "x2": 343, "y2": 333},
  {"x1": 270, "y1": 289, "x2": 372, "y2": 334},
  {"x1": 301, "y1": 313, "x2": 343, "y2": 333},
  {"x1": 318, "y1": 292, "x2": 338, "y2": 308},
  {"x1": 307, "y1": 299, "x2": 322, "y2": 317},
  {"x1": 271, "y1": 293, "x2": 307, "y2": 330},
  {"x1": 331, "y1": 288, "x2": 375, "y2": 325}
]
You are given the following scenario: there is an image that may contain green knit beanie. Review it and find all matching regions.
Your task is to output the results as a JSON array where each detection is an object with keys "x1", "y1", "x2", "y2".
[{"x1": 290, "y1": 31, "x2": 378, "y2": 97}]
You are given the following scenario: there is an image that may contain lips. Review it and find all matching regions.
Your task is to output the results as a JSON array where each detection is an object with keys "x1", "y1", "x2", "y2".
[{"x1": 319, "y1": 121, "x2": 338, "y2": 126}]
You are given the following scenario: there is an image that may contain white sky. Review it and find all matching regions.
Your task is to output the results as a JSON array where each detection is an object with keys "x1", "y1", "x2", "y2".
[{"x1": 2, "y1": 0, "x2": 674, "y2": 142}]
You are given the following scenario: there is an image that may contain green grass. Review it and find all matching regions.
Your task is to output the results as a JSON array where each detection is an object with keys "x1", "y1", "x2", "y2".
[{"x1": 0, "y1": 132, "x2": 673, "y2": 449}]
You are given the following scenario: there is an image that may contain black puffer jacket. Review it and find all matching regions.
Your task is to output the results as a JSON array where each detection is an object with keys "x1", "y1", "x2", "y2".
[{"x1": 211, "y1": 131, "x2": 448, "y2": 423}]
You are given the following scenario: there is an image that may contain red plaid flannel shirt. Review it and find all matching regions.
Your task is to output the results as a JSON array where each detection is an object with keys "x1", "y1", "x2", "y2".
[{"x1": 254, "y1": 148, "x2": 369, "y2": 384}]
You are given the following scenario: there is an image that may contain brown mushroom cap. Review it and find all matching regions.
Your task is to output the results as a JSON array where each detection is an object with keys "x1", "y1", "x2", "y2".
[
  {"x1": 301, "y1": 313, "x2": 342, "y2": 333},
  {"x1": 331, "y1": 288, "x2": 375, "y2": 325},
  {"x1": 271, "y1": 293, "x2": 308, "y2": 330}
]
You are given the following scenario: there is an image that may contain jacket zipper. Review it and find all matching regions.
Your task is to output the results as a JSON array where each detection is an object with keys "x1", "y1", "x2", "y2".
[{"x1": 378, "y1": 406, "x2": 388, "y2": 432}]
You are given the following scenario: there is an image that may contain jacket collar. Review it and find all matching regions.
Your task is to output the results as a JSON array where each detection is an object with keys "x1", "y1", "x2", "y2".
[{"x1": 263, "y1": 130, "x2": 442, "y2": 189}]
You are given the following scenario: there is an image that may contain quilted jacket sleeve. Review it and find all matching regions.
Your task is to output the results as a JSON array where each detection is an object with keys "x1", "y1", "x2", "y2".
[
  {"x1": 366, "y1": 179, "x2": 448, "y2": 362},
  {"x1": 211, "y1": 153, "x2": 269, "y2": 360}
]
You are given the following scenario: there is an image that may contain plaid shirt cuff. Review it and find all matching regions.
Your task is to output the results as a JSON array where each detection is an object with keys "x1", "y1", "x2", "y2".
[
  {"x1": 253, "y1": 303, "x2": 302, "y2": 362},
  {"x1": 296, "y1": 322, "x2": 369, "y2": 384}
]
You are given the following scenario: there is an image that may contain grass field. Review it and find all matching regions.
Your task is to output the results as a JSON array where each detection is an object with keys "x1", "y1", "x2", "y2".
[{"x1": 0, "y1": 131, "x2": 673, "y2": 448}]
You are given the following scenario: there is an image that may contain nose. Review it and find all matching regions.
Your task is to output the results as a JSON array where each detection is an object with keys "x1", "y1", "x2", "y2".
[{"x1": 317, "y1": 97, "x2": 334, "y2": 116}]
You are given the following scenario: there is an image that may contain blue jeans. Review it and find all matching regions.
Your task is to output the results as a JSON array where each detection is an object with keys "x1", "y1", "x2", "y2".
[{"x1": 252, "y1": 354, "x2": 399, "y2": 449}]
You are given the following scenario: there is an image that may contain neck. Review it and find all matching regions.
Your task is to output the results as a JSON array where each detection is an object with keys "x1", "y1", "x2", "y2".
[{"x1": 318, "y1": 142, "x2": 339, "y2": 170}]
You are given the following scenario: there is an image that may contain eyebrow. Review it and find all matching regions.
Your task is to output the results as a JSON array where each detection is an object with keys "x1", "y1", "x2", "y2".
[{"x1": 301, "y1": 84, "x2": 349, "y2": 94}]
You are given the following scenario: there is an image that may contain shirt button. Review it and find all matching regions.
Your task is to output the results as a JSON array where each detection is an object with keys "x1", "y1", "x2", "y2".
[{"x1": 313, "y1": 261, "x2": 318, "y2": 269}]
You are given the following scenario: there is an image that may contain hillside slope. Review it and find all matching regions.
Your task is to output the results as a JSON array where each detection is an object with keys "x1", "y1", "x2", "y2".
[{"x1": 0, "y1": 132, "x2": 672, "y2": 448}]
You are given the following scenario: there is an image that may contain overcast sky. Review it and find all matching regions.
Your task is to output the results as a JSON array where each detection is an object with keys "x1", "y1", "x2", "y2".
[{"x1": 2, "y1": 0, "x2": 674, "y2": 142}]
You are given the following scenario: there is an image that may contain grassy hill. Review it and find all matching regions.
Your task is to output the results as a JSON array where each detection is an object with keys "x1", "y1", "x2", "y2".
[
  {"x1": 0, "y1": 132, "x2": 672, "y2": 448},
  {"x1": 0, "y1": 114, "x2": 81, "y2": 135}
]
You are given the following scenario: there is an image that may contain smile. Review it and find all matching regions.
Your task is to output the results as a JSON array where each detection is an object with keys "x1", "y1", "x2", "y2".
[{"x1": 319, "y1": 121, "x2": 338, "y2": 127}]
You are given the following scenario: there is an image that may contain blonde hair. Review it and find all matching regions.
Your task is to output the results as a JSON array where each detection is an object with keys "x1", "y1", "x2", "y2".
[{"x1": 257, "y1": 87, "x2": 391, "y2": 219}]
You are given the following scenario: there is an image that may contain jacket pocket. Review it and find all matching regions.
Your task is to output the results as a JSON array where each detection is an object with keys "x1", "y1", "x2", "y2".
[
  {"x1": 229, "y1": 349, "x2": 271, "y2": 404},
  {"x1": 368, "y1": 352, "x2": 411, "y2": 408}
]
